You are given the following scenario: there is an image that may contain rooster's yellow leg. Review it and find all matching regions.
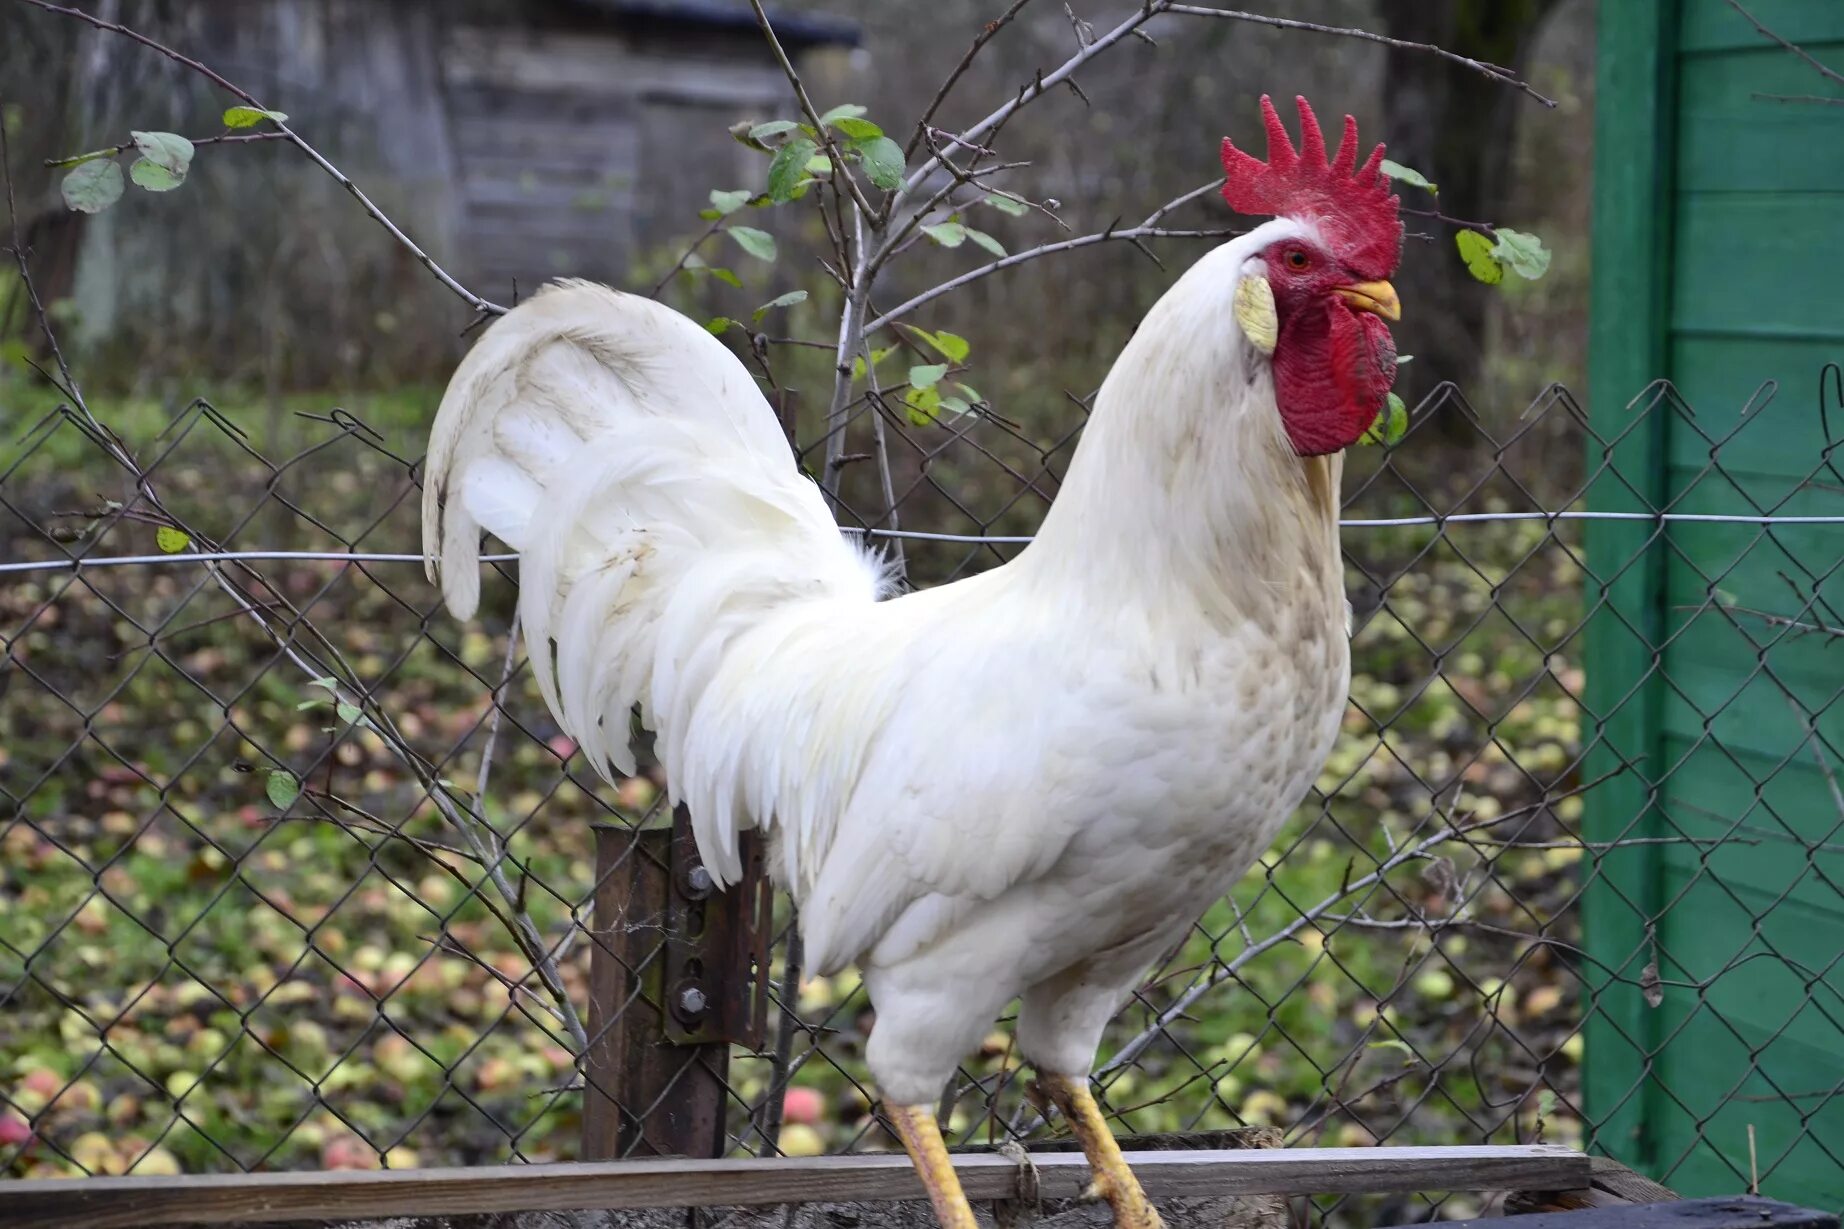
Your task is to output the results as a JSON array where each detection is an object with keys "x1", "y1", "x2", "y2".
[
  {"x1": 886, "y1": 1102, "x2": 979, "y2": 1229},
  {"x1": 1038, "y1": 1072, "x2": 1164, "y2": 1229}
]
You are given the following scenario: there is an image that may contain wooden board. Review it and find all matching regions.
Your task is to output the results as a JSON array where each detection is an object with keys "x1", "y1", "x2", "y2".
[{"x1": 9, "y1": 1145, "x2": 1590, "y2": 1229}]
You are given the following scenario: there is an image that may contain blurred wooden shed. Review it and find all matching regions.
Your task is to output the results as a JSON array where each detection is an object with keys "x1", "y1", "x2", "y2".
[
  {"x1": 434, "y1": 0, "x2": 859, "y2": 295},
  {"x1": 9, "y1": 0, "x2": 855, "y2": 383}
]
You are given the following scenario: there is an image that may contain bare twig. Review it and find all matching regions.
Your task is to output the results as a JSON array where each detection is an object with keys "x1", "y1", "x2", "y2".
[
  {"x1": 1723, "y1": 0, "x2": 1844, "y2": 91},
  {"x1": 902, "y1": 1, "x2": 1554, "y2": 206},
  {"x1": 433, "y1": 624, "x2": 591, "y2": 1052},
  {"x1": 901, "y1": 0, "x2": 1038, "y2": 165},
  {"x1": 753, "y1": 925, "x2": 806, "y2": 1156},
  {"x1": 1162, "y1": 7, "x2": 1557, "y2": 108},
  {"x1": 900, "y1": 2, "x2": 1172, "y2": 198},
  {"x1": 2, "y1": 112, "x2": 87, "y2": 411},
  {"x1": 649, "y1": 217, "x2": 728, "y2": 299},
  {"x1": 1753, "y1": 92, "x2": 1844, "y2": 106}
]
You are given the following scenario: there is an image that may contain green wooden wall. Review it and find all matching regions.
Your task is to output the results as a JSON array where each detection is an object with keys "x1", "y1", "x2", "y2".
[{"x1": 1584, "y1": 0, "x2": 1844, "y2": 1205}]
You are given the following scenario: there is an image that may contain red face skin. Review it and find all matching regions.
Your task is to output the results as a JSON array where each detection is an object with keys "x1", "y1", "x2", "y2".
[{"x1": 1260, "y1": 239, "x2": 1398, "y2": 457}]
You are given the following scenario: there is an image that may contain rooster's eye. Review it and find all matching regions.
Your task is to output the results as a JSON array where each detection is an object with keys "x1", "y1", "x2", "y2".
[{"x1": 1284, "y1": 249, "x2": 1311, "y2": 271}]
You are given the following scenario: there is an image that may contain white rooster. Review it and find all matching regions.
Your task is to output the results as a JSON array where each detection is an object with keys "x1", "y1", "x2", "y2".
[{"x1": 424, "y1": 95, "x2": 1402, "y2": 1229}]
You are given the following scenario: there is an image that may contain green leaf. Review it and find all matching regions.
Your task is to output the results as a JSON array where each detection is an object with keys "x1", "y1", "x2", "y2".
[
  {"x1": 749, "y1": 120, "x2": 802, "y2": 141},
  {"x1": 937, "y1": 395, "x2": 971, "y2": 416},
  {"x1": 982, "y1": 192, "x2": 1030, "y2": 217},
  {"x1": 752, "y1": 289, "x2": 808, "y2": 323},
  {"x1": 966, "y1": 227, "x2": 1006, "y2": 258},
  {"x1": 818, "y1": 103, "x2": 868, "y2": 126},
  {"x1": 131, "y1": 130, "x2": 194, "y2": 175},
  {"x1": 709, "y1": 188, "x2": 753, "y2": 215},
  {"x1": 704, "y1": 316, "x2": 734, "y2": 335},
  {"x1": 1454, "y1": 229, "x2": 1503, "y2": 285},
  {"x1": 922, "y1": 222, "x2": 967, "y2": 248},
  {"x1": 1492, "y1": 227, "x2": 1551, "y2": 280},
  {"x1": 306, "y1": 677, "x2": 339, "y2": 692},
  {"x1": 223, "y1": 106, "x2": 287, "y2": 128},
  {"x1": 851, "y1": 345, "x2": 898, "y2": 379},
  {"x1": 707, "y1": 266, "x2": 743, "y2": 289},
  {"x1": 852, "y1": 136, "x2": 905, "y2": 191},
  {"x1": 729, "y1": 226, "x2": 778, "y2": 262},
  {"x1": 265, "y1": 770, "x2": 300, "y2": 809},
  {"x1": 154, "y1": 526, "x2": 190, "y2": 553},
  {"x1": 767, "y1": 137, "x2": 818, "y2": 202},
  {"x1": 904, "y1": 384, "x2": 941, "y2": 426},
  {"x1": 953, "y1": 382, "x2": 982, "y2": 404},
  {"x1": 697, "y1": 208, "x2": 722, "y2": 220},
  {"x1": 908, "y1": 363, "x2": 948, "y2": 390},
  {"x1": 1378, "y1": 158, "x2": 1437, "y2": 193},
  {"x1": 129, "y1": 159, "x2": 184, "y2": 191},
  {"x1": 832, "y1": 116, "x2": 883, "y2": 141},
  {"x1": 912, "y1": 329, "x2": 970, "y2": 364},
  {"x1": 1537, "y1": 1089, "x2": 1558, "y2": 1118},
  {"x1": 60, "y1": 159, "x2": 123, "y2": 213},
  {"x1": 335, "y1": 701, "x2": 364, "y2": 726},
  {"x1": 1358, "y1": 391, "x2": 1409, "y2": 447}
]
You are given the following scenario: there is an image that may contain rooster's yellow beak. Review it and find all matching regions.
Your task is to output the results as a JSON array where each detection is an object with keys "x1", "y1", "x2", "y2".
[{"x1": 1334, "y1": 280, "x2": 1401, "y2": 322}]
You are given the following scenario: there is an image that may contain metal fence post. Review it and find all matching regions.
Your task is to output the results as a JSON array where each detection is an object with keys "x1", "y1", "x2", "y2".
[{"x1": 583, "y1": 809, "x2": 771, "y2": 1160}]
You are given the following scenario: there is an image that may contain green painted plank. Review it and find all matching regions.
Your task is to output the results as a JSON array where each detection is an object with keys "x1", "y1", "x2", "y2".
[
  {"x1": 1679, "y1": 0, "x2": 1844, "y2": 52},
  {"x1": 1655, "y1": 814, "x2": 1844, "y2": 942},
  {"x1": 1664, "y1": 335, "x2": 1844, "y2": 478},
  {"x1": 1676, "y1": 47, "x2": 1844, "y2": 192},
  {"x1": 1583, "y1": 0, "x2": 1681, "y2": 1174},
  {"x1": 1653, "y1": 650, "x2": 1843, "y2": 764},
  {"x1": 1671, "y1": 194, "x2": 1844, "y2": 336},
  {"x1": 1643, "y1": 994, "x2": 1844, "y2": 1204}
]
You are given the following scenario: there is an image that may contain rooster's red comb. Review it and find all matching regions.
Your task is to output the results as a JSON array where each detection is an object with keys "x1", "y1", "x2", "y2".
[{"x1": 1219, "y1": 94, "x2": 1402, "y2": 278}]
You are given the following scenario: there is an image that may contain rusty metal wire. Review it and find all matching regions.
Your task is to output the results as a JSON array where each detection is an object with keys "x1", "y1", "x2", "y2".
[{"x1": 1, "y1": 373, "x2": 1840, "y2": 1224}]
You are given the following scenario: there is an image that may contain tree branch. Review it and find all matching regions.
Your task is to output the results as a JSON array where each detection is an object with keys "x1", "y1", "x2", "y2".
[
  {"x1": 746, "y1": 0, "x2": 878, "y2": 221},
  {"x1": 1724, "y1": 0, "x2": 1844, "y2": 91},
  {"x1": 45, "y1": 130, "x2": 287, "y2": 168},
  {"x1": 900, "y1": 0, "x2": 1037, "y2": 164},
  {"x1": 1162, "y1": 7, "x2": 1558, "y2": 108}
]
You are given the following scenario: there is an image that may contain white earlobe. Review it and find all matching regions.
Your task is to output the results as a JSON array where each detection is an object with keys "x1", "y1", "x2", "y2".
[{"x1": 1234, "y1": 273, "x2": 1277, "y2": 355}]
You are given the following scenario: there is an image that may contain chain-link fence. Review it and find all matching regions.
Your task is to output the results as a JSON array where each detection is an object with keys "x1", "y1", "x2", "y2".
[{"x1": 4, "y1": 368, "x2": 1840, "y2": 1218}]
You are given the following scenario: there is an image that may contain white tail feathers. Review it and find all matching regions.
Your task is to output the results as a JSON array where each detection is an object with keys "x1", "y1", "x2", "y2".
[{"x1": 422, "y1": 280, "x2": 890, "y2": 880}]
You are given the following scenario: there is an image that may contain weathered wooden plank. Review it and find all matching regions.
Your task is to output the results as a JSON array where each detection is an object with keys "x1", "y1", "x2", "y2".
[
  {"x1": 441, "y1": 26, "x2": 787, "y2": 105},
  {"x1": 1508, "y1": 1153, "x2": 1680, "y2": 1213},
  {"x1": 1589, "y1": 1155, "x2": 1683, "y2": 1204},
  {"x1": 10, "y1": 1146, "x2": 1589, "y2": 1229}
]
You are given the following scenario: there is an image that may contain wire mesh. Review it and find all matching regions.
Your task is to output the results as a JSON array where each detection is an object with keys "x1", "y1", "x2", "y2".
[{"x1": 1, "y1": 372, "x2": 1840, "y2": 1221}]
